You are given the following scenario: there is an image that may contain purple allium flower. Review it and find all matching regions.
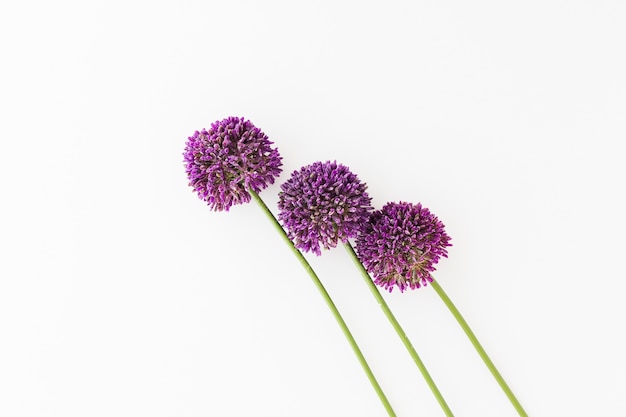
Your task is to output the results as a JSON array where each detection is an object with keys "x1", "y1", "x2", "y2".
[
  {"x1": 183, "y1": 117, "x2": 282, "y2": 211},
  {"x1": 355, "y1": 202, "x2": 451, "y2": 293},
  {"x1": 278, "y1": 161, "x2": 373, "y2": 256}
]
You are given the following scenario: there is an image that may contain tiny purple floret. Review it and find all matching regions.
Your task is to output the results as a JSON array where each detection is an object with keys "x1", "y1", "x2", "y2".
[
  {"x1": 355, "y1": 202, "x2": 451, "y2": 293},
  {"x1": 183, "y1": 117, "x2": 282, "y2": 211},
  {"x1": 278, "y1": 161, "x2": 373, "y2": 255}
]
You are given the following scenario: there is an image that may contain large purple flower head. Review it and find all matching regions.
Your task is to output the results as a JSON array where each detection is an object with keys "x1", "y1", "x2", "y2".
[
  {"x1": 183, "y1": 117, "x2": 282, "y2": 211},
  {"x1": 356, "y1": 202, "x2": 451, "y2": 292},
  {"x1": 278, "y1": 161, "x2": 373, "y2": 256}
]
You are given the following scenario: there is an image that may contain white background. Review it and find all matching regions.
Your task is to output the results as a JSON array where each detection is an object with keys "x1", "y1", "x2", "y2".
[{"x1": 1, "y1": 1, "x2": 625, "y2": 416}]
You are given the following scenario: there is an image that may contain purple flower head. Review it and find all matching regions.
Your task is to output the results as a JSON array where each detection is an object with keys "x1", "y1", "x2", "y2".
[
  {"x1": 278, "y1": 161, "x2": 373, "y2": 256},
  {"x1": 183, "y1": 117, "x2": 282, "y2": 211},
  {"x1": 355, "y1": 202, "x2": 451, "y2": 293}
]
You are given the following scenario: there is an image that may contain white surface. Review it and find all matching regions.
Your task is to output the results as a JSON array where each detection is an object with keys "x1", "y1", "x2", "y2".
[{"x1": 1, "y1": 1, "x2": 625, "y2": 416}]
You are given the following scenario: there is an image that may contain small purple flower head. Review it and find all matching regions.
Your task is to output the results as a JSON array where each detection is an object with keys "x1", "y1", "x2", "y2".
[
  {"x1": 355, "y1": 202, "x2": 451, "y2": 293},
  {"x1": 183, "y1": 117, "x2": 282, "y2": 211},
  {"x1": 278, "y1": 161, "x2": 373, "y2": 256}
]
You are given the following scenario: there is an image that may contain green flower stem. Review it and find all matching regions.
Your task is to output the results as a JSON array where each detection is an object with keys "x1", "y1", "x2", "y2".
[
  {"x1": 344, "y1": 242, "x2": 455, "y2": 417},
  {"x1": 430, "y1": 279, "x2": 528, "y2": 417},
  {"x1": 250, "y1": 190, "x2": 397, "y2": 417}
]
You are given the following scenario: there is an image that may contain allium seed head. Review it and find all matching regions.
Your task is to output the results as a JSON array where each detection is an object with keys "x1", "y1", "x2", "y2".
[
  {"x1": 278, "y1": 161, "x2": 373, "y2": 256},
  {"x1": 183, "y1": 117, "x2": 282, "y2": 211},
  {"x1": 355, "y1": 202, "x2": 451, "y2": 293}
]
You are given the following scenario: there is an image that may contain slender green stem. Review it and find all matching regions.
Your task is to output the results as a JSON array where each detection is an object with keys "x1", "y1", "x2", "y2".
[
  {"x1": 344, "y1": 242, "x2": 455, "y2": 417},
  {"x1": 250, "y1": 191, "x2": 397, "y2": 417},
  {"x1": 430, "y1": 279, "x2": 528, "y2": 417}
]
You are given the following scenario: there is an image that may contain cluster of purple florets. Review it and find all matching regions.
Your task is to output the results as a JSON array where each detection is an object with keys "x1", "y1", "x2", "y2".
[
  {"x1": 278, "y1": 161, "x2": 373, "y2": 256},
  {"x1": 184, "y1": 116, "x2": 451, "y2": 291},
  {"x1": 183, "y1": 117, "x2": 282, "y2": 211},
  {"x1": 355, "y1": 202, "x2": 451, "y2": 292}
]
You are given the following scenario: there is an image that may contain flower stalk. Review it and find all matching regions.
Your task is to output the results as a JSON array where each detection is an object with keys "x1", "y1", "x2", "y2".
[
  {"x1": 345, "y1": 242, "x2": 455, "y2": 417},
  {"x1": 250, "y1": 189, "x2": 397, "y2": 417},
  {"x1": 430, "y1": 279, "x2": 528, "y2": 417}
]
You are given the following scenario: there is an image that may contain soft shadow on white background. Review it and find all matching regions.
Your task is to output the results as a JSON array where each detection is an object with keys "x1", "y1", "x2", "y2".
[{"x1": 1, "y1": 1, "x2": 625, "y2": 416}]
